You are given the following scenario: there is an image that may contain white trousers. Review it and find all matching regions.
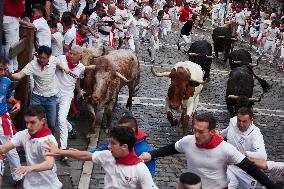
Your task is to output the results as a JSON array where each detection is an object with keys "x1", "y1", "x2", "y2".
[
  {"x1": 0, "y1": 159, "x2": 3, "y2": 176},
  {"x1": 281, "y1": 44, "x2": 284, "y2": 58},
  {"x1": 227, "y1": 165, "x2": 257, "y2": 189},
  {"x1": 236, "y1": 25, "x2": 244, "y2": 42},
  {"x1": 179, "y1": 35, "x2": 192, "y2": 51},
  {"x1": 3, "y1": 16, "x2": 20, "y2": 73},
  {"x1": 97, "y1": 33, "x2": 109, "y2": 48},
  {"x1": 264, "y1": 40, "x2": 276, "y2": 55},
  {"x1": 127, "y1": 37, "x2": 140, "y2": 52},
  {"x1": 150, "y1": 35, "x2": 159, "y2": 61},
  {"x1": 57, "y1": 95, "x2": 73, "y2": 149},
  {"x1": 0, "y1": 125, "x2": 22, "y2": 181}
]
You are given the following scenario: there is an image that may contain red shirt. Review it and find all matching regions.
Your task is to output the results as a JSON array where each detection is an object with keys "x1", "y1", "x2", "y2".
[
  {"x1": 179, "y1": 6, "x2": 192, "y2": 22},
  {"x1": 4, "y1": 0, "x2": 25, "y2": 17},
  {"x1": 76, "y1": 32, "x2": 88, "y2": 47}
]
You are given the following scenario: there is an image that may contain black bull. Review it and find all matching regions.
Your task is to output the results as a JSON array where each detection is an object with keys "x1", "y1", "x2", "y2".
[
  {"x1": 212, "y1": 27, "x2": 233, "y2": 62},
  {"x1": 226, "y1": 65, "x2": 271, "y2": 117},
  {"x1": 229, "y1": 49, "x2": 259, "y2": 70},
  {"x1": 187, "y1": 40, "x2": 212, "y2": 80}
]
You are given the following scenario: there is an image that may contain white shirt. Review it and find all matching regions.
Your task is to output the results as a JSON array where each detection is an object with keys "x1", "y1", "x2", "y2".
[
  {"x1": 11, "y1": 129, "x2": 62, "y2": 189},
  {"x1": 161, "y1": 12, "x2": 171, "y2": 30},
  {"x1": 64, "y1": 25, "x2": 76, "y2": 45},
  {"x1": 125, "y1": 16, "x2": 140, "y2": 39},
  {"x1": 235, "y1": 11, "x2": 245, "y2": 25},
  {"x1": 51, "y1": 31, "x2": 63, "y2": 57},
  {"x1": 22, "y1": 56, "x2": 60, "y2": 97},
  {"x1": 175, "y1": 135, "x2": 245, "y2": 189},
  {"x1": 151, "y1": 17, "x2": 161, "y2": 34},
  {"x1": 115, "y1": 8, "x2": 129, "y2": 25},
  {"x1": 92, "y1": 150, "x2": 159, "y2": 189},
  {"x1": 56, "y1": 55, "x2": 85, "y2": 98},
  {"x1": 220, "y1": 116, "x2": 267, "y2": 160},
  {"x1": 142, "y1": 5, "x2": 153, "y2": 19},
  {"x1": 266, "y1": 161, "x2": 284, "y2": 183},
  {"x1": 33, "y1": 17, "x2": 51, "y2": 47},
  {"x1": 266, "y1": 26, "x2": 280, "y2": 41}
]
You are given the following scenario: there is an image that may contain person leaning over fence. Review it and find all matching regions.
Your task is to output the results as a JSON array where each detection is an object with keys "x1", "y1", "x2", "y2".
[
  {"x1": 45, "y1": 126, "x2": 159, "y2": 189},
  {"x1": 0, "y1": 105, "x2": 62, "y2": 189},
  {"x1": 8, "y1": 46, "x2": 69, "y2": 135}
]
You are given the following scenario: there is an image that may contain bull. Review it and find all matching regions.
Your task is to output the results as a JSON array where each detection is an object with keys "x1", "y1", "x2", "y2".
[
  {"x1": 212, "y1": 22, "x2": 237, "y2": 62},
  {"x1": 83, "y1": 49, "x2": 140, "y2": 135},
  {"x1": 187, "y1": 40, "x2": 213, "y2": 80},
  {"x1": 151, "y1": 61, "x2": 205, "y2": 134},
  {"x1": 226, "y1": 65, "x2": 271, "y2": 117},
  {"x1": 229, "y1": 49, "x2": 259, "y2": 70}
]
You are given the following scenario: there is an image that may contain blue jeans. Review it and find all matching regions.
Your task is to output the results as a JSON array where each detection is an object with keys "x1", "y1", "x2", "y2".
[{"x1": 30, "y1": 93, "x2": 57, "y2": 134}]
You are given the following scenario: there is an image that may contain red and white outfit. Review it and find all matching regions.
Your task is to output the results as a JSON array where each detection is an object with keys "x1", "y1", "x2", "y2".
[
  {"x1": 141, "y1": 5, "x2": 153, "y2": 39},
  {"x1": 32, "y1": 16, "x2": 52, "y2": 48},
  {"x1": 92, "y1": 150, "x2": 158, "y2": 189},
  {"x1": 64, "y1": 25, "x2": 76, "y2": 46},
  {"x1": 175, "y1": 134, "x2": 245, "y2": 189},
  {"x1": 263, "y1": 26, "x2": 280, "y2": 55},
  {"x1": 3, "y1": 0, "x2": 25, "y2": 73},
  {"x1": 51, "y1": 31, "x2": 63, "y2": 57},
  {"x1": 10, "y1": 126, "x2": 62, "y2": 189},
  {"x1": 220, "y1": 116, "x2": 267, "y2": 189},
  {"x1": 114, "y1": 7, "x2": 129, "y2": 38},
  {"x1": 56, "y1": 54, "x2": 85, "y2": 149}
]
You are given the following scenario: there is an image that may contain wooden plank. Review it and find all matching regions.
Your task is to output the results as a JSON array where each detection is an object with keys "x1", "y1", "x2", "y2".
[{"x1": 8, "y1": 38, "x2": 28, "y2": 59}]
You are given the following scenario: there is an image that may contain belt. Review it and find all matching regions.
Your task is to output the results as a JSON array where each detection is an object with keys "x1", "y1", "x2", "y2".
[
  {"x1": 98, "y1": 28, "x2": 110, "y2": 36},
  {"x1": 266, "y1": 39, "x2": 274, "y2": 41}
]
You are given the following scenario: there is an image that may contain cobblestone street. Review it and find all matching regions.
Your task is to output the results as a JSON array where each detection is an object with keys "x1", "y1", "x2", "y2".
[{"x1": 2, "y1": 22, "x2": 284, "y2": 189}]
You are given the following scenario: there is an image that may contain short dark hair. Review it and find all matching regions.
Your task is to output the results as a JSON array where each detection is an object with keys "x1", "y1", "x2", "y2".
[
  {"x1": 78, "y1": 20, "x2": 88, "y2": 28},
  {"x1": 61, "y1": 11, "x2": 73, "y2": 27},
  {"x1": 117, "y1": 0, "x2": 124, "y2": 5},
  {"x1": 36, "y1": 45, "x2": 52, "y2": 56},
  {"x1": 25, "y1": 105, "x2": 46, "y2": 119},
  {"x1": 0, "y1": 55, "x2": 8, "y2": 66},
  {"x1": 117, "y1": 115, "x2": 138, "y2": 134},
  {"x1": 32, "y1": 3, "x2": 47, "y2": 19},
  {"x1": 194, "y1": 113, "x2": 216, "y2": 130},
  {"x1": 48, "y1": 20, "x2": 57, "y2": 29},
  {"x1": 109, "y1": 126, "x2": 136, "y2": 151},
  {"x1": 158, "y1": 10, "x2": 164, "y2": 17},
  {"x1": 237, "y1": 107, "x2": 253, "y2": 119},
  {"x1": 179, "y1": 172, "x2": 202, "y2": 189}
]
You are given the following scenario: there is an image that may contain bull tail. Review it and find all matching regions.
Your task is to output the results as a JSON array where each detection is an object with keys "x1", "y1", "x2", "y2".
[{"x1": 251, "y1": 70, "x2": 271, "y2": 93}]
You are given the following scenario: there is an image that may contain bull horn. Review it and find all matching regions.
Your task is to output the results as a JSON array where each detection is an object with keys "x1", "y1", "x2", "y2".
[
  {"x1": 248, "y1": 97, "x2": 261, "y2": 102},
  {"x1": 249, "y1": 63, "x2": 257, "y2": 67},
  {"x1": 151, "y1": 66, "x2": 170, "y2": 77},
  {"x1": 206, "y1": 55, "x2": 213, "y2": 59},
  {"x1": 115, "y1": 72, "x2": 129, "y2": 83},
  {"x1": 190, "y1": 78, "x2": 207, "y2": 85},
  {"x1": 217, "y1": 36, "x2": 226, "y2": 38},
  {"x1": 233, "y1": 60, "x2": 241, "y2": 64},
  {"x1": 231, "y1": 38, "x2": 237, "y2": 41},
  {"x1": 227, "y1": 95, "x2": 239, "y2": 99},
  {"x1": 188, "y1": 53, "x2": 199, "y2": 56}
]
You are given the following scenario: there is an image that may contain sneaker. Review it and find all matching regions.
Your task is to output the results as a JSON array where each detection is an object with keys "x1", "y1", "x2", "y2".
[
  {"x1": 177, "y1": 42, "x2": 181, "y2": 50},
  {"x1": 68, "y1": 128, "x2": 77, "y2": 139},
  {"x1": 60, "y1": 156, "x2": 69, "y2": 162}
]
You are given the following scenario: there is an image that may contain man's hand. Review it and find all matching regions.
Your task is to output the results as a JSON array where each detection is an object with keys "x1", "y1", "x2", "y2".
[
  {"x1": 14, "y1": 166, "x2": 33, "y2": 176},
  {"x1": 139, "y1": 152, "x2": 152, "y2": 162},
  {"x1": 45, "y1": 141, "x2": 61, "y2": 157},
  {"x1": 11, "y1": 103, "x2": 21, "y2": 114}
]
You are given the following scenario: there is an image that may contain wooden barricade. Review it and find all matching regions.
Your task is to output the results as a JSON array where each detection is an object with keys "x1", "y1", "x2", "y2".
[{"x1": 9, "y1": 26, "x2": 34, "y2": 130}]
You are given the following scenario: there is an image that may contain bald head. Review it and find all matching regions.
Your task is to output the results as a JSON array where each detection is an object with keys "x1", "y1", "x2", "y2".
[{"x1": 108, "y1": 4, "x2": 116, "y2": 15}]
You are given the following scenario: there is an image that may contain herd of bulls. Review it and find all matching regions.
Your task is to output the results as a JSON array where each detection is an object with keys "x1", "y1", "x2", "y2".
[{"x1": 79, "y1": 23, "x2": 272, "y2": 136}]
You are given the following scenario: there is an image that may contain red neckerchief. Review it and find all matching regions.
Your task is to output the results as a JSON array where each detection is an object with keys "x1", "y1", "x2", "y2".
[
  {"x1": 66, "y1": 52, "x2": 79, "y2": 69},
  {"x1": 30, "y1": 124, "x2": 52, "y2": 139},
  {"x1": 1, "y1": 112, "x2": 17, "y2": 138},
  {"x1": 115, "y1": 150, "x2": 142, "y2": 165},
  {"x1": 0, "y1": 155, "x2": 3, "y2": 161},
  {"x1": 196, "y1": 134, "x2": 224, "y2": 149},
  {"x1": 164, "y1": 9, "x2": 169, "y2": 14},
  {"x1": 39, "y1": 62, "x2": 49, "y2": 71},
  {"x1": 31, "y1": 16, "x2": 43, "y2": 23},
  {"x1": 136, "y1": 128, "x2": 147, "y2": 141}
]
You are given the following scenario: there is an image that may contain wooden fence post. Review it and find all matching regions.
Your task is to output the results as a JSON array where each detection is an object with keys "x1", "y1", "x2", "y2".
[{"x1": 12, "y1": 26, "x2": 34, "y2": 130}]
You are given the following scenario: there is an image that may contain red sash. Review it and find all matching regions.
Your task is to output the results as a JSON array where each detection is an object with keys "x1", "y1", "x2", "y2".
[
  {"x1": 115, "y1": 150, "x2": 142, "y2": 165},
  {"x1": 1, "y1": 112, "x2": 17, "y2": 138}
]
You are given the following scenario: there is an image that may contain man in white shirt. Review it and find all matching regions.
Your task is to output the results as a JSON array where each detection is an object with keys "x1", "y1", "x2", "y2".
[
  {"x1": 263, "y1": 20, "x2": 280, "y2": 62},
  {"x1": 9, "y1": 46, "x2": 68, "y2": 135},
  {"x1": 56, "y1": 46, "x2": 87, "y2": 161},
  {"x1": 114, "y1": 0, "x2": 129, "y2": 49},
  {"x1": 140, "y1": 113, "x2": 280, "y2": 189},
  {"x1": 61, "y1": 12, "x2": 77, "y2": 53},
  {"x1": 220, "y1": 107, "x2": 267, "y2": 189},
  {"x1": 45, "y1": 126, "x2": 159, "y2": 189},
  {"x1": 49, "y1": 20, "x2": 63, "y2": 57},
  {"x1": 0, "y1": 105, "x2": 62, "y2": 189},
  {"x1": 141, "y1": 0, "x2": 154, "y2": 41},
  {"x1": 148, "y1": 10, "x2": 164, "y2": 63}
]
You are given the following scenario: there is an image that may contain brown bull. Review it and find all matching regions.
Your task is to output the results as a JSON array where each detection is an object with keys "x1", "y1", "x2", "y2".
[
  {"x1": 83, "y1": 49, "x2": 140, "y2": 136},
  {"x1": 151, "y1": 61, "x2": 205, "y2": 135}
]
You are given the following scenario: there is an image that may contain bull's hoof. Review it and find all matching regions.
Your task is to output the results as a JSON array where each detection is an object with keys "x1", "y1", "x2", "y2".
[{"x1": 86, "y1": 133, "x2": 96, "y2": 139}]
